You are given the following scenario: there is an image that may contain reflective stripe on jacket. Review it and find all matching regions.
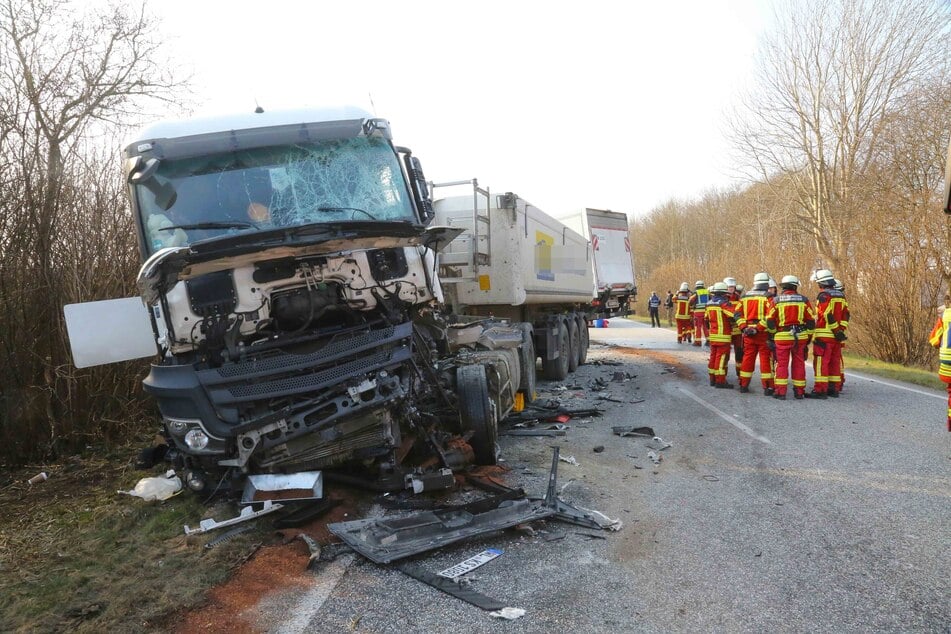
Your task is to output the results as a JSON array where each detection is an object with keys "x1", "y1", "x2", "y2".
[
  {"x1": 765, "y1": 291, "x2": 816, "y2": 341},
  {"x1": 814, "y1": 290, "x2": 849, "y2": 339},
  {"x1": 735, "y1": 291, "x2": 774, "y2": 334},
  {"x1": 689, "y1": 288, "x2": 709, "y2": 314},
  {"x1": 928, "y1": 307, "x2": 951, "y2": 381},
  {"x1": 705, "y1": 296, "x2": 737, "y2": 343},
  {"x1": 674, "y1": 292, "x2": 692, "y2": 319}
]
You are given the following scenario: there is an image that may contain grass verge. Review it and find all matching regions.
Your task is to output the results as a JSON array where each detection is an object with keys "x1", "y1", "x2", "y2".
[
  {"x1": 0, "y1": 436, "x2": 266, "y2": 633},
  {"x1": 841, "y1": 352, "x2": 943, "y2": 391}
]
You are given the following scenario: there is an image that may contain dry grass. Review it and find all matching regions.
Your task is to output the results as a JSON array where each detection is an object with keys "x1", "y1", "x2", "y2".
[{"x1": 0, "y1": 440, "x2": 267, "y2": 633}]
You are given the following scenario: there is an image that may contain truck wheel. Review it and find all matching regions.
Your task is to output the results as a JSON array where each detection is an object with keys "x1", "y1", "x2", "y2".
[
  {"x1": 456, "y1": 364, "x2": 498, "y2": 465},
  {"x1": 541, "y1": 320, "x2": 570, "y2": 381},
  {"x1": 517, "y1": 323, "x2": 537, "y2": 403},
  {"x1": 575, "y1": 313, "x2": 589, "y2": 366},
  {"x1": 567, "y1": 317, "x2": 580, "y2": 373}
]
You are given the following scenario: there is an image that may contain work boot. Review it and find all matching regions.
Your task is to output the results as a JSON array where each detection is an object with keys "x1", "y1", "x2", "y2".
[
  {"x1": 804, "y1": 390, "x2": 827, "y2": 399},
  {"x1": 693, "y1": 341, "x2": 701, "y2": 347},
  {"x1": 739, "y1": 385, "x2": 750, "y2": 393},
  {"x1": 704, "y1": 340, "x2": 710, "y2": 347},
  {"x1": 826, "y1": 389, "x2": 839, "y2": 398},
  {"x1": 709, "y1": 377, "x2": 716, "y2": 387},
  {"x1": 773, "y1": 392, "x2": 786, "y2": 400},
  {"x1": 794, "y1": 391, "x2": 804, "y2": 400},
  {"x1": 763, "y1": 387, "x2": 774, "y2": 397}
]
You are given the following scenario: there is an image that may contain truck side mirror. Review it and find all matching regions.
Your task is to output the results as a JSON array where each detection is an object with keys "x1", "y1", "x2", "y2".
[{"x1": 404, "y1": 154, "x2": 435, "y2": 225}]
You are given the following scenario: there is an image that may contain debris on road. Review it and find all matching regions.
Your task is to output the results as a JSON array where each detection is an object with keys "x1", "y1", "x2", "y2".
[
  {"x1": 613, "y1": 426, "x2": 656, "y2": 438},
  {"x1": 405, "y1": 469, "x2": 455, "y2": 494},
  {"x1": 203, "y1": 525, "x2": 254, "y2": 550},
  {"x1": 438, "y1": 548, "x2": 504, "y2": 579},
  {"x1": 646, "y1": 436, "x2": 672, "y2": 451},
  {"x1": 593, "y1": 445, "x2": 605, "y2": 453},
  {"x1": 184, "y1": 500, "x2": 283, "y2": 536},
  {"x1": 559, "y1": 454, "x2": 581, "y2": 466},
  {"x1": 647, "y1": 451, "x2": 662, "y2": 465},
  {"x1": 297, "y1": 533, "x2": 322, "y2": 570},
  {"x1": 397, "y1": 562, "x2": 507, "y2": 611},
  {"x1": 490, "y1": 607, "x2": 526, "y2": 620},
  {"x1": 27, "y1": 472, "x2": 48, "y2": 485},
  {"x1": 119, "y1": 470, "x2": 182, "y2": 501},
  {"x1": 240, "y1": 471, "x2": 322, "y2": 504}
]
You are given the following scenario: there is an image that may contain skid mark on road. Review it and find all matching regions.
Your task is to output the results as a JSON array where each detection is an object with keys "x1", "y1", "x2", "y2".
[
  {"x1": 673, "y1": 385, "x2": 772, "y2": 445},
  {"x1": 691, "y1": 459, "x2": 951, "y2": 498},
  {"x1": 845, "y1": 371, "x2": 946, "y2": 400}
]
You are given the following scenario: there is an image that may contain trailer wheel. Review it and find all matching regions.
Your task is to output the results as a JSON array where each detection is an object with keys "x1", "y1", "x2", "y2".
[
  {"x1": 575, "y1": 313, "x2": 589, "y2": 366},
  {"x1": 456, "y1": 364, "x2": 498, "y2": 465},
  {"x1": 567, "y1": 317, "x2": 580, "y2": 373},
  {"x1": 542, "y1": 320, "x2": 570, "y2": 381},
  {"x1": 517, "y1": 323, "x2": 537, "y2": 403}
]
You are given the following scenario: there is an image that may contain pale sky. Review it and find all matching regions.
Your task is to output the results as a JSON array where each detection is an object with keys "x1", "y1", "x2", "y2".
[{"x1": 144, "y1": 0, "x2": 772, "y2": 219}]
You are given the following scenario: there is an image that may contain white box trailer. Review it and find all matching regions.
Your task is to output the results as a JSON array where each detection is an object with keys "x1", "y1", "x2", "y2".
[
  {"x1": 558, "y1": 208, "x2": 637, "y2": 317},
  {"x1": 432, "y1": 180, "x2": 594, "y2": 381}
]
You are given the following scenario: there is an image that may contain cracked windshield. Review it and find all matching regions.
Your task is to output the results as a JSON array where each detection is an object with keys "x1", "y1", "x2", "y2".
[{"x1": 138, "y1": 136, "x2": 414, "y2": 252}]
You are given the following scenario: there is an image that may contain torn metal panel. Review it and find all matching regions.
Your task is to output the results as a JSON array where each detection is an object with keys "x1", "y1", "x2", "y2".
[
  {"x1": 327, "y1": 498, "x2": 553, "y2": 564},
  {"x1": 612, "y1": 425, "x2": 655, "y2": 437},
  {"x1": 543, "y1": 446, "x2": 623, "y2": 531},
  {"x1": 184, "y1": 500, "x2": 283, "y2": 535}
]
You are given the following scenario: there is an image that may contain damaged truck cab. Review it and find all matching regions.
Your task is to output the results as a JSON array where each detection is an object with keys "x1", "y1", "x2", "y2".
[{"x1": 121, "y1": 107, "x2": 527, "y2": 492}]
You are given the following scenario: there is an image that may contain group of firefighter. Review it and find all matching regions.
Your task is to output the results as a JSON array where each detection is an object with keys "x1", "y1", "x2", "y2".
[{"x1": 671, "y1": 270, "x2": 849, "y2": 400}]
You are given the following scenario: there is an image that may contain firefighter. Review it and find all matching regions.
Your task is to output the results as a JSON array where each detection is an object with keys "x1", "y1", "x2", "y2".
[
  {"x1": 705, "y1": 282, "x2": 738, "y2": 388},
  {"x1": 735, "y1": 272, "x2": 775, "y2": 395},
  {"x1": 765, "y1": 275, "x2": 816, "y2": 400},
  {"x1": 833, "y1": 278, "x2": 847, "y2": 391},
  {"x1": 767, "y1": 278, "x2": 778, "y2": 299},
  {"x1": 674, "y1": 282, "x2": 693, "y2": 343},
  {"x1": 927, "y1": 295, "x2": 951, "y2": 431},
  {"x1": 806, "y1": 269, "x2": 849, "y2": 398},
  {"x1": 724, "y1": 277, "x2": 744, "y2": 380},
  {"x1": 688, "y1": 280, "x2": 710, "y2": 346}
]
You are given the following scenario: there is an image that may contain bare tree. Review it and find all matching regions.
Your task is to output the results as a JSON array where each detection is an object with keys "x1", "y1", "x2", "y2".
[
  {"x1": 0, "y1": 0, "x2": 187, "y2": 460},
  {"x1": 731, "y1": 0, "x2": 950, "y2": 274}
]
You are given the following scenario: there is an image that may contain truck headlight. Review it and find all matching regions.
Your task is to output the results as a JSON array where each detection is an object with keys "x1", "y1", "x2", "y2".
[{"x1": 184, "y1": 429, "x2": 209, "y2": 450}]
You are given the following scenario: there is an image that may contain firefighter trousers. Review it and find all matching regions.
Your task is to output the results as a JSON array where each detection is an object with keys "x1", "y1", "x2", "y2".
[
  {"x1": 692, "y1": 312, "x2": 709, "y2": 344},
  {"x1": 774, "y1": 340, "x2": 807, "y2": 396},
  {"x1": 812, "y1": 338, "x2": 841, "y2": 394},
  {"x1": 676, "y1": 318, "x2": 693, "y2": 342},
  {"x1": 708, "y1": 343, "x2": 731, "y2": 384},
  {"x1": 739, "y1": 333, "x2": 773, "y2": 389}
]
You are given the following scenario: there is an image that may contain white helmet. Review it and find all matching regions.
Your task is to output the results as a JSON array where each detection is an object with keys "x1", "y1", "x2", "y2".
[
  {"x1": 695, "y1": 280, "x2": 705, "y2": 288},
  {"x1": 736, "y1": 283, "x2": 745, "y2": 294},
  {"x1": 768, "y1": 278, "x2": 777, "y2": 288},
  {"x1": 833, "y1": 278, "x2": 844, "y2": 292},
  {"x1": 723, "y1": 277, "x2": 737, "y2": 287},
  {"x1": 753, "y1": 272, "x2": 769, "y2": 284},
  {"x1": 679, "y1": 282, "x2": 690, "y2": 292},
  {"x1": 710, "y1": 282, "x2": 729, "y2": 294},
  {"x1": 780, "y1": 275, "x2": 800, "y2": 289},
  {"x1": 814, "y1": 268, "x2": 835, "y2": 286}
]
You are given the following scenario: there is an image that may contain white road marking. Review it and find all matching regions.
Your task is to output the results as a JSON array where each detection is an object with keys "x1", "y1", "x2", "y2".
[
  {"x1": 675, "y1": 385, "x2": 772, "y2": 445},
  {"x1": 844, "y1": 371, "x2": 946, "y2": 400}
]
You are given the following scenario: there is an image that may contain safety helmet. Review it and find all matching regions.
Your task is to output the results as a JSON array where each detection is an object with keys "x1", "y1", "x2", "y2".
[
  {"x1": 679, "y1": 282, "x2": 690, "y2": 292},
  {"x1": 753, "y1": 272, "x2": 770, "y2": 284},
  {"x1": 695, "y1": 280, "x2": 705, "y2": 288},
  {"x1": 768, "y1": 278, "x2": 777, "y2": 288},
  {"x1": 710, "y1": 282, "x2": 728, "y2": 294},
  {"x1": 833, "y1": 278, "x2": 844, "y2": 292},
  {"x1": 723, "y1": 277, "x2": 737, "y2": 287},
  {"x1": 736, "y1": 283, "x2": 744, "y2": 294},
  {"x1": 780, "y1": 274, "x2": 800, "y2": 289},
  {"x1": 814, "y1": 268, "x2": 835, "y2": 287}
]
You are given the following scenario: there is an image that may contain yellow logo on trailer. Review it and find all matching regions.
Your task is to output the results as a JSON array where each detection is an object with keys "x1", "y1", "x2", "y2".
[{"x1": 535, "y1": 230, "x2": 554, "y2": 281}]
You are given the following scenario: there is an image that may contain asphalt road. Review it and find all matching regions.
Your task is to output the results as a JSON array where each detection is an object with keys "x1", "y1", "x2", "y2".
[{"x1": 263, "y1": 318, "x2": 951, "y2": 633}]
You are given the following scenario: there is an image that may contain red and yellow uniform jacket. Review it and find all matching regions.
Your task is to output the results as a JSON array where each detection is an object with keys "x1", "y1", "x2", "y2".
[
  {"x1": 928, "y1": 307, "x2": 951, "y2": 383},
  {"x1": 765, "y1": 290, "x2": 816, "y2": 342},
  {"x1": 674, "y1": 291, "x2": 692, "y2": 320},
  {"x1": 814, "y1": 289, "x2": 849, "y2": 340},
  {"x1": 704, "y1": 295, "x2": 738, "y2": 344},
  {"x1": 688, "y1": 288, "x2": 710, "y2": 315},
  {"x1": 735, "y1": 289, "x2": 774, "y2": 335}
]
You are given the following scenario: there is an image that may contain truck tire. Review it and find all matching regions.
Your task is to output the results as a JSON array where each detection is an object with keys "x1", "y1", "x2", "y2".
[
  {"x1": 456, "y1": 364, "x2": 498, "y2": 465},
  {"x1": 517, "y1": 323, "x2": 537, "y2": 403},
  {"x1": 541, "y1": 320, "x2": 570, "y2": 381},
  {"x1": 567, "y1": 317, "x2": 580, "y2": 373},
  {"x1": 575, "y1": 313, "x2": 589, "y2": 366}
]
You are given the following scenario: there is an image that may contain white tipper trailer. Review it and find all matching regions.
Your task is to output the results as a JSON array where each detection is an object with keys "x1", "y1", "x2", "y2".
[
  {"x1": 557, "y1": 208, "x2": 637, "y2": 318},
  {"x1": 432, "y1": 180, "x2": 594, "y2": 384}
]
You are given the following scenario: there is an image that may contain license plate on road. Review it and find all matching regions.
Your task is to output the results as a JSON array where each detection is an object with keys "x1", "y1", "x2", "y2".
[{"x1": 437, "y1": 548, "x2": 503, "y2": 578}]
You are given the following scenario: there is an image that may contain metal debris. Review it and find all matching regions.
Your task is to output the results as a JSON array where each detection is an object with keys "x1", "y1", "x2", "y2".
[
  {"x1": 647, "y1": 451, "x2": 661, "y2": 465},
  {"x1": 184, "y1": 500, "x2": 284, "y2": 536},
  {"x1": 204, "y1": 525, "x2": 254, "y2": 549},
  {"x1": 298, "y1": 533, "x2": 322, "y2": 570},
  {"x1": 397, "y1": 562, "x2": 507, "y2": 611},
  {"x1": 559, "y1": 455, "x2": 580, "y2": 466},
  {"x1": 490, "y1": 607, "x2": 526, "y2": 620},
  {"x1": 612, "y1": 426, "x2": 656, "y2": 438},
  {"x1": 645, "y1": 436, "x2": 672, "y2": 451}
]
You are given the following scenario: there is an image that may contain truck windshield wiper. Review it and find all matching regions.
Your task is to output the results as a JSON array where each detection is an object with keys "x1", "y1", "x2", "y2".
[
  {"x1": 157, "y1": 221, "x2": 259, "y2": 231},
  {"x1": 316, "y1": 206, "x2": 377, "y2": 220}
]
